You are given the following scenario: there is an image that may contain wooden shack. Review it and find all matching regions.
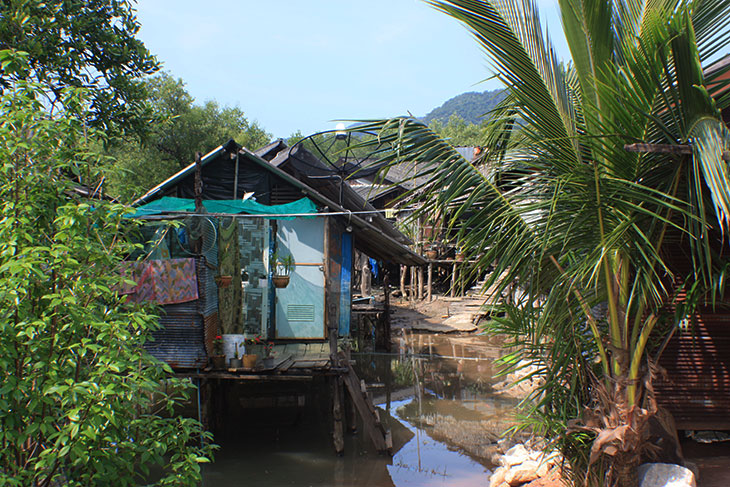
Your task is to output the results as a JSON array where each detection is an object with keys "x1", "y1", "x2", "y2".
[{"x1": 128, "y1": 139, "x2": 424, "y2": 452}]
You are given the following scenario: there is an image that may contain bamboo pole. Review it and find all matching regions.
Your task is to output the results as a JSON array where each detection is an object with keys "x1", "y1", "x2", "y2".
[
  {"x1": 410, "y1": 266, "x2": 416, "y2": 302},
  {"x1": 400, "y1": 265, "x2": 406, "y2": 299},
  {"x1": 427, "y1": 262, "x2": 433, "y2": 302},
  {"x1": 450, "y1": 262, "x2": 457, "y2": 298}
]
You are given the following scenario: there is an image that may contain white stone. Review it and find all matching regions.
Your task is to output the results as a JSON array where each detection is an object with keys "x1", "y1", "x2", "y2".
[
  {"x1": 537, "y1": 460, "x2": 550, "y2": 477},
  {"x1": 504, "y1": 460, "x2": 539, "y2": 486},
  {"x1": 638, "y1": 463, "x2": 696, "y2": 487},
  {"x1": 489, "y1": 466, "x2": 508, "y2": 487},
  {"x1": 501, "y1": 444, "x2": 530, "y2": 467}
]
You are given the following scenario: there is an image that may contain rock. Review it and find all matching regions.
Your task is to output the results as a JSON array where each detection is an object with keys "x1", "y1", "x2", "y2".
[
  {"x1": 491, "y1": 452, "x2": 505, "y2": 466},
  {"x1": 501, "y1": 444, "x2": 530, "y2": 467},
  {"x1": 489, "y1": 466, "x2": 508, "y2": 487},
  {"x1": 537, "y1": 461, "x2": 550, "y2": 477},
  {"x1": 638, "y1": 463, "x2": 696, "y2": 487},
  {"x1": 504, "y1": 460, "x2": 539, "y2": 486},
  {"x1": 683, "y1": 461, "x2": 699, "y2": 482}
]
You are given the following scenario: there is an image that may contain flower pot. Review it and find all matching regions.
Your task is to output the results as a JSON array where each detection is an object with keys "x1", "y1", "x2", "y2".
[
  {"x1": 215, "y1": 275, "x2": 232, "y2": 287},
  {"x1": 229, "y1": 357, "x2": 242, "y2": 368},
  {"x1": 243, "y1": 354, "x2": 258, "y2": 369},
  {"x1": 262, "y1": 357, "x2": 275, "y2": 369},
  {"x1": 210, "y1": 355, "x2": 226, "y2": 370},
  {"x1": 272, "y1": 275, "x2": 290, "y2": 288},
  {"x1": 222, "y1": 334, "x2": 245, "y2": 360}
]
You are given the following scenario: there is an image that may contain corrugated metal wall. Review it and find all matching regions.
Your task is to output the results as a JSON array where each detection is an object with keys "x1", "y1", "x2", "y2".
[
  {"x1": 145, "y1": 259, "x2": 217, "y2": 369},
  {"x1": 656, "y1": 307, "x2": 730, "y2": 430},
  {"x1": 654, "y1": 244, "x2": 730, "y2": 430}
]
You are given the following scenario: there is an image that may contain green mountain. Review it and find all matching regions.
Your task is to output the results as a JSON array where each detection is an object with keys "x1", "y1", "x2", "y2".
[{"x1": 422, "y1": 89, "x2": 506, "y2": 125}]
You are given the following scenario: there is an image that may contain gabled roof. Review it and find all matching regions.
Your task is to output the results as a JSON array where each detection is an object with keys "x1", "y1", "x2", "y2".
[
  {"x1": 133, "y1": 140, "x2": 425, "y2": 266},
  {"x1": 269, "y1": 144, "x2": 413, "y2": 245}
]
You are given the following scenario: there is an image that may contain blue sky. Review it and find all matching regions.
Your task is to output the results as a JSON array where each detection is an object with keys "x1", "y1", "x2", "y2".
[{"x1": 135, "y1": 1, "x2": 567, "y2": 140}]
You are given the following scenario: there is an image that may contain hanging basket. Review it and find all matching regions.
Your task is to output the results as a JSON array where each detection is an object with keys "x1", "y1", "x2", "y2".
[
  {"x1": 272, "y1": 275, "x2": 290, "y2": 288},
  {"x1": 215, "y1": 275, "x2": 232, "y2": 287}
]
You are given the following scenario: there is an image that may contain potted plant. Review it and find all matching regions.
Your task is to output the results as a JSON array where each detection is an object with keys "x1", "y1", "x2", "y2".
[
  {"x1": 262, "y1": 341, "x2": 276, "y2": 369},
  {"x1": 229, "y1": 341, "x2": 242, "y2": 368},
  {"x1": 425, "y1": 247, "x2": 438, "y2": 260},
  {"x1": 272, "y1": 252, "x2": 295, "y2": 288},
  {"x1": 242, "y1": 334, "x2": 262, "y2": 368},
  {"x1": 210, "y1": 335, "x2": 226, "y2": 369},
  {"x1": 215, "y1": 275, "x2": 232, "y2": 287}
]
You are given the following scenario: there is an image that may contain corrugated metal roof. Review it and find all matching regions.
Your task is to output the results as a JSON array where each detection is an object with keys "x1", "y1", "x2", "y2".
[
  {"x1": 132, "y1": 140, "x2": 425, "y2": 266},
  {"x1": 133, "y1": 143, "x2": 231, "y2": 206}
]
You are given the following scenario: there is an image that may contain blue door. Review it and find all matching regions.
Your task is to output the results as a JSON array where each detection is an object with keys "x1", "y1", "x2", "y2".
[{"x1": 275, "y1": 218, "x2": 326, "y2": 339}]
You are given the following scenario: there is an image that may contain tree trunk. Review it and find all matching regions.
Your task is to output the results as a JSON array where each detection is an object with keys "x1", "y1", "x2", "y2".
[{"x1": 612, "y1": 451, "x2": 640, "y2": 487}]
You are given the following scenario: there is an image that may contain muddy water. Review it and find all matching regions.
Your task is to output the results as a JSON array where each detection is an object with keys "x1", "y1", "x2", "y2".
[{"x1": 201, "y1": 333, "x2": 517, "y2": 487}]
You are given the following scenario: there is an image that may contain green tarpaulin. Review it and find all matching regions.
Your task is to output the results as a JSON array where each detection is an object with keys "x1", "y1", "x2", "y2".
[{"x1": 131, "y1": 196, "x2": 318, "y2": 219}]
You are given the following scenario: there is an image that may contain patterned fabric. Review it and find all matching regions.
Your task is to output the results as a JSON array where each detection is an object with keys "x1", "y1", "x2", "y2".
[{"x1": 123, "y1": 258, "x2": 199, "y2": 305}]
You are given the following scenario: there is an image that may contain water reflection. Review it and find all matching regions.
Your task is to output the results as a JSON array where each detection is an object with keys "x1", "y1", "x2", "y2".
[{"x1": 202, "y1": 333, "x2": 515, "y2": 486}]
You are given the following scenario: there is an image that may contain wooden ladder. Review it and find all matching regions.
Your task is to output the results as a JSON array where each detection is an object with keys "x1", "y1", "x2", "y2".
[{"x1": 338, "y1": 353, "x2": 392, "y2": 454}]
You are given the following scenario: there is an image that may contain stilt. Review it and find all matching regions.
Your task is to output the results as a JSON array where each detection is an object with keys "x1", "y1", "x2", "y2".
[
  {"x1": 400, "y1": 265, "x2": 406, "y2": 299},
  {"x1": 339, "y1": 356, "x2": 390, "y2": 454},
  {"x1": 417, "y1": 266, "x2": 423, "y2": 300},
  {"x1": 342, "y1": 347, "x2": 357, "y2": 433},
  {"x1": 332, "y1": 376, "x2": 345, "y2": 454},
  {"x1": 361, "y1": 254, "x2": 371, "y2": 297},
  {"x1": 383, "y1": 273, "x2": 391, "y2": 353},
  {"x1": 451, "y1": 261, "x2": 457, "y2": 298},
  {"x1": 427, "y1": 262, "x2": 433, "y2": 302},
  {"x1": 409, "y1": 266, "x2": 416, "y2": 302}
]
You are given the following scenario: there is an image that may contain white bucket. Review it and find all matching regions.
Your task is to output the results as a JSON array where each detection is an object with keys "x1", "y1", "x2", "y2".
[{"x1": 222, "y1": 334, "x2": 245, "y2": 360}]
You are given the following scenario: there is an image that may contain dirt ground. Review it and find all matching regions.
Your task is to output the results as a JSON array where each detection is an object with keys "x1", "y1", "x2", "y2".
[
  {"x1": 390, "y1": 293, "x2": 486, "y2": 333},
  {"x1": 682, "y1": 438, "x2": 730, "y2": 487}
]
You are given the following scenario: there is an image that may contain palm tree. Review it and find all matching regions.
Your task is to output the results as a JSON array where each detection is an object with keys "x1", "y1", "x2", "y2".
[{"x1": 351, "y1": 0, "x2": 730, "y2": 485}]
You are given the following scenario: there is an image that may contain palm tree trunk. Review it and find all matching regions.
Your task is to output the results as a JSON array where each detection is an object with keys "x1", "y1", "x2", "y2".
[{"x1": 612, "y1": 451, "x2": 640, "y2": 487}]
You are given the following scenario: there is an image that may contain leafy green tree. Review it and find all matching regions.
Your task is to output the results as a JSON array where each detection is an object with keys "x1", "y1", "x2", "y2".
[
  {"x1": 429, "y1": 114, "x2": 486, "y2": 146},
  {"x1": 105, "y1": 73, "x2": 271, "y2": 201},
  {"x1": 0, "y1": 52, "x2": 212, "y2": 486},
  {"x1": 352, "y1": 0, "x2": 730, "y2": 484},
  {"x1": 423, "y1": 89, "x2": 506, "y2": 125},
  {"x1": 0, "y1": 0, "x2": 159, "y2": 136}
]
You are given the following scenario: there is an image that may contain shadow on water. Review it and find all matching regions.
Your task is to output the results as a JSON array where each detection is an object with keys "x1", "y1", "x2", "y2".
[{"x1": 202, "y1": 333, "x2": 517, "y2": 486}]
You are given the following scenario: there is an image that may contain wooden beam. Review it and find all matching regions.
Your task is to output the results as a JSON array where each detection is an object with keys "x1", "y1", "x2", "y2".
[
  {"x1": 427, "y1": 262, "x2": 433, "y2": 302},
  {"x1": 624, "y1": 143, "x2": 691, "y2": 154},
  {"x1": 341, "y1": 362, "x2": 390, "y2": 454},
  {"x1": 624, "y1": 143, "x2": 730, "y2": 161},
  {"x1": 332, "y1": 377, "x2": 345, "y2": 454}
]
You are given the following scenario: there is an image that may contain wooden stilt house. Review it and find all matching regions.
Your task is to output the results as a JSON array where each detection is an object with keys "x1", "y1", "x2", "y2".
[{"x1": 129, "y1": 139, "x2": 424, "y2": 370}]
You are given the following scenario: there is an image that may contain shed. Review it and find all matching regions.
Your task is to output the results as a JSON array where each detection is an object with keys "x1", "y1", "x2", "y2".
[{"x1": 130, "y1": 140, "x2": 423, "y2": 369}]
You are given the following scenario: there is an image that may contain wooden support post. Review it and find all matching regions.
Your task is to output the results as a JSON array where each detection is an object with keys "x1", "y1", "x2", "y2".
[
  {"x1": 427, "y1": 262, "x2": 433, "y2": 302},
  {"x1": 340, "y1": 358, "x2": 390, "y2": 454},
  {"x1": 417, "y1": 266, "x2": 424, "y2": 300},
  {"x1": 400, "y1": 265, "x2": 407, "y2": 299},
  {"x1": 361, "y1": 253, "x2": 371, "y2": 297},
  {"x1": 332, "y1": 376, "x2": 345, "y2": 454},
  {"x1": 383, "y1": 273, "x2": 391, "y2": 352},
  {"x1": 343, "y1": 349, "x2": 357, "y2": 433},
  {"x1": 409, "y1": 266, "x2": 416, "y2": 302},
  {"x1": 450, "y1": 261, "x2": 457, "y2": 298}
]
